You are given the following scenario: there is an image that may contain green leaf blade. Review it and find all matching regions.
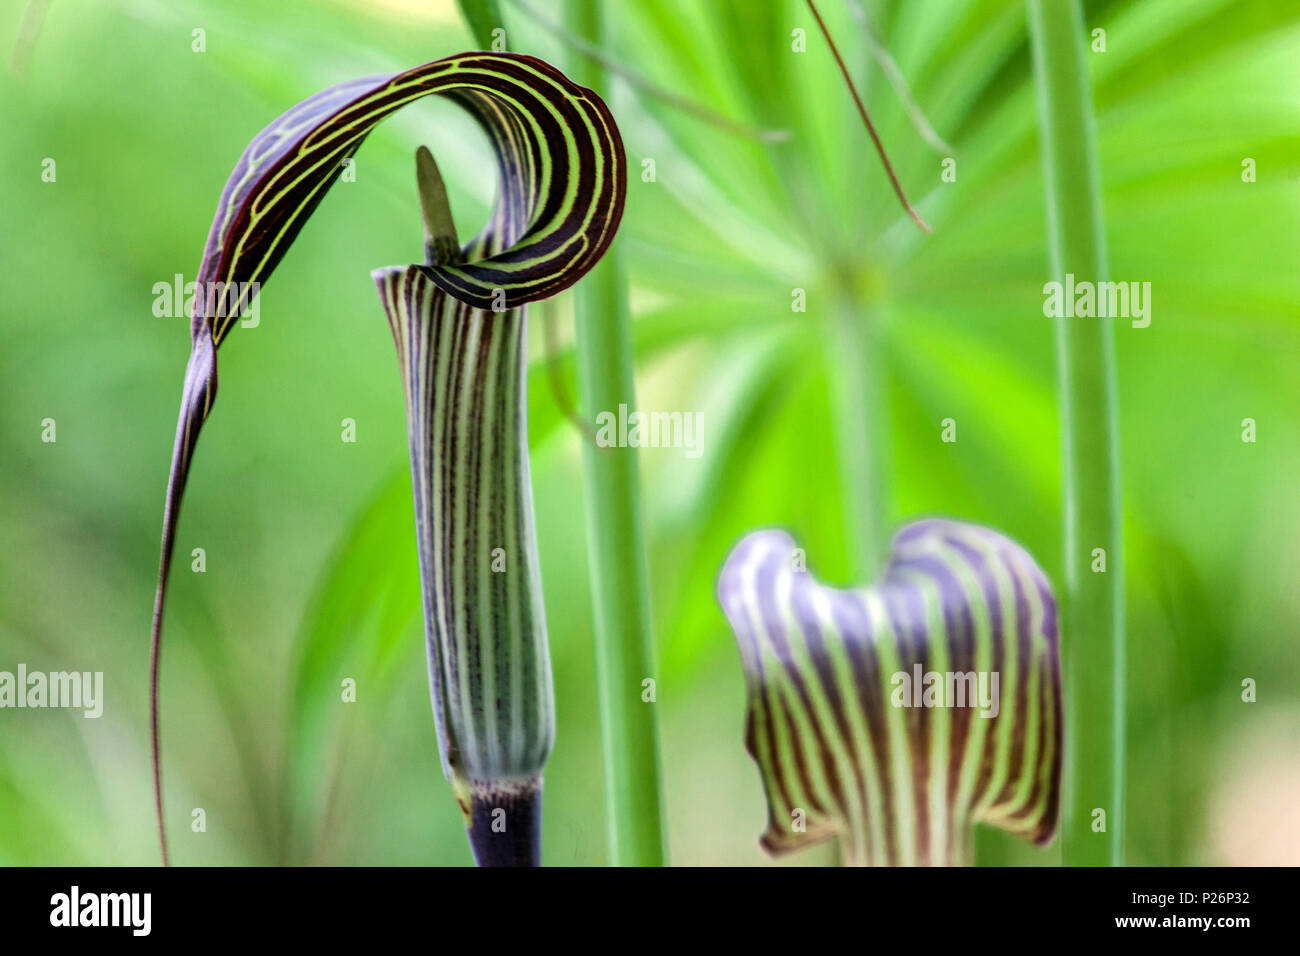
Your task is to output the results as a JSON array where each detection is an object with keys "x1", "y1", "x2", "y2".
[{"x1": 457, "y1": 0, "x2": 508, "y2": 51}]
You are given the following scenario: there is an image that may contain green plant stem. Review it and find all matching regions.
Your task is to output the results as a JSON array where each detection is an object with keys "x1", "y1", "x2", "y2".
[
  {"x1": 566, "y1": 0, "x2": 667, "y2": 867},
  {"x1": 829, "y1": 290, "x2": 890, "y2": 582},
  {"x1": 1027, "y1": 0, "x2": 1125, "y2": 866}
]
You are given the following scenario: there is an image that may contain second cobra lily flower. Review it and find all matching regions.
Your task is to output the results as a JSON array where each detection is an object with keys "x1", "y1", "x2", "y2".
[
  {"x1": 718, "y1": 519, "x2": 1062, "y2": 865},
  {"x1": 150, "y1": 52, "x2": 625, "y2": 866}
]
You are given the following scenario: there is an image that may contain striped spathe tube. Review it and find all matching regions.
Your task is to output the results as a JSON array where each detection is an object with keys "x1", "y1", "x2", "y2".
[
  {"x1": 717, "y1": 518, "x2": 1062, "y2": 866},
  {"x1": 374, "y1": 265, "x2": 553, "y2": 867}
]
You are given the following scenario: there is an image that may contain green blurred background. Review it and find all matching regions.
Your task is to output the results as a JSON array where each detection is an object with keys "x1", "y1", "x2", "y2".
[{"x1": 1, "y1": 0, "x2": 1296, "y2": 865}]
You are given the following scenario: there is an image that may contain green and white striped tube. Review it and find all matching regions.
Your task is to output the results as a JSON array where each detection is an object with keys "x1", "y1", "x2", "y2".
[{"x1": 374, "y1": 265, "x2": 554, "y2": 865}]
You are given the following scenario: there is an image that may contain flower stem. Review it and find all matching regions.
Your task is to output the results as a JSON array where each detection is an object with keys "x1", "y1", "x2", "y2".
[
  {"x1": 566, "y1": 0, "x2": 667, "y2": 867},
  {"x1": 1027, "y1": 0, "x2": 1125, "y2": 866},
  {"x1": 829, "y1": 291, "x2": 890, "y2": 582},
  {"x1": 466, "y1": 778, "x2": 543, "y2": 867}
]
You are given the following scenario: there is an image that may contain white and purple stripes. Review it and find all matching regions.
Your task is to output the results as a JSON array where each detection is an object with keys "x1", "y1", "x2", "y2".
[{"x1": 718, "y1": 518, "x2": 1062, "y2": 866}]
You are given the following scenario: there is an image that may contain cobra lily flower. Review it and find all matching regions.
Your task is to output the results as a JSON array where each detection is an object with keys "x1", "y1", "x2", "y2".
[
  {"x1": 150, "y1": 52, "x2": 624, "y2": 866},
  {"x1": 717, "y1": 518, "x2": 1061, "y2": 865}
]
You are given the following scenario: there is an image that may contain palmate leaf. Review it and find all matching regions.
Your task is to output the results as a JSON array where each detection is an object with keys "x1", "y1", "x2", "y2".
[
  {"x1": 718, "y1": 518, "x2": 1061, "y2": 865},
  {"x1": 151, "y1": 51, "x2": 624, "y2": 865}
]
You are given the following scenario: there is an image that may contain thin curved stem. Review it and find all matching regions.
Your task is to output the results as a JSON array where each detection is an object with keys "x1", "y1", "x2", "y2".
[
  {"x1": 149, "y1": 607, "x2": 169, "y2": 866},
  {"x1": 805, "y1": 0, "x2": 930, "y2": 232}
]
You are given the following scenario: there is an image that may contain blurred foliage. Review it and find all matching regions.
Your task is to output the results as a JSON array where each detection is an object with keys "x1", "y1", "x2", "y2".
[{"x1": 0, "y1": 0, "x2": 1296, "y2": 865}]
